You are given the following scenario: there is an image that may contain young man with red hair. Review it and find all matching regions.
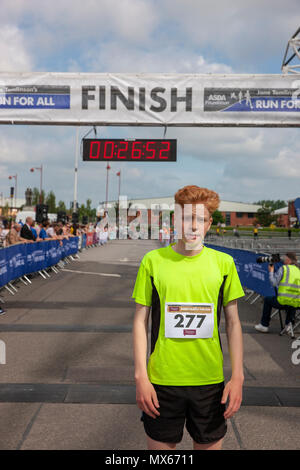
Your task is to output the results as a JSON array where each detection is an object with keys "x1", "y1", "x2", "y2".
[{"x1": 132, "y1": 185, "x2": 244, "y2": 450}]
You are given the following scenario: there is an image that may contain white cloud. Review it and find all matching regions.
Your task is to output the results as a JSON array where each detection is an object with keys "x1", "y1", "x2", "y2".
[
  {"x1": 0, "y1": 0, "x2": 158, "y2": 56},
  {"x1": 0, "y1": 1, "x2": 299, "y2": 208},
  {"x1": 87, "y1": 41, "x2": 233, "y2": 73},
  {"x1": 0, "y1": 25, "x2": 33, "y2": 71},
  {"x1": 266, "y1": 148, "x2": 300, "y2": 179},
  {"x1": 161, "y1": 0, "x2": 299, "y2": 70}
]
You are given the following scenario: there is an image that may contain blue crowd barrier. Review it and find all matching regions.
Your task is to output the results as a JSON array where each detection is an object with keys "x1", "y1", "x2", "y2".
[
  {"x1": 206, "y1": 243, "x2": 281, "y2": 297},
  {"x1": 81, "y1": 233, "x2": 87, "y2": 249},
  {"x1": 0, "y1": 237, "x2": 79, "y2": 288}
]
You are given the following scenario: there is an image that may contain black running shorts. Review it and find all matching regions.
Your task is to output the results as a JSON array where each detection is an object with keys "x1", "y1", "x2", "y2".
[{"x1": 141, "y1": 381, "x2": 227, "y2": 444}]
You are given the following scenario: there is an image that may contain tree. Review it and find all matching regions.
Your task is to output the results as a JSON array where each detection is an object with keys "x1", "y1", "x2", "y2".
[
  {"x1": 254, "y1": 200, "x2": 287, "y2": 211},
  {"x1": 212, "y1": 210, "x2": 224, "y2": 225},
  {"x1": 254, "y1": 207, "x2": 278, "y2": 227},
  {"x1": 46, "y1": 191, "x2": 56, "y2": 213},
  {"x1": 2, "y1": 202, "x2": 9, "y2": 217},
  {"x1": 78, "y1": 199, "x2": 96, "y2": 223},
  {"x1": 56, "y1": 200, "x2": 67, "y2": 212},
  {"x1": 32, "y1": 187, "x2": 40, "y2": 205},
  {"x1": 32, "y1": 187, "x2": 46, "y2": 205}
]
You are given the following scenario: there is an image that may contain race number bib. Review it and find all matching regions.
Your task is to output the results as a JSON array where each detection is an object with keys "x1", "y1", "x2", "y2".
[{"x1": 165, "y1": 302, "x2": 214, "y2": 339}]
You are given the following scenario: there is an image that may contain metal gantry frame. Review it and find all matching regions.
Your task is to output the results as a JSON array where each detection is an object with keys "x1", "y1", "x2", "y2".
[{"x1": 282, "y1": 27, "x2": 300, "y2": 74}]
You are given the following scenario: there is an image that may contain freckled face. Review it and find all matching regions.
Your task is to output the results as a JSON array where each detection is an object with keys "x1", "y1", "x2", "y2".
[{"x1": 175, "y1": 203, "x2": 212, "y2": 245}]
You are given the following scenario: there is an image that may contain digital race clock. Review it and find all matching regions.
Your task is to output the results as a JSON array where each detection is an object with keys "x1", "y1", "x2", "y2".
[{"x1": 82, "y1": 138, "x2": 177, "y2": 162}]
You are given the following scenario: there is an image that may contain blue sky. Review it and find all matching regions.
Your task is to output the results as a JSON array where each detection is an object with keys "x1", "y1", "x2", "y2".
[{"x1": 0, "y1": 0, "x2": 299, "y2": 209}]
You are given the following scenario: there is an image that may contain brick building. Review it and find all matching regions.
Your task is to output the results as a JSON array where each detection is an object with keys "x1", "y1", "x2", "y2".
[
  {"x1": 273, "y1": 206, "x2": 289, "y2": 227},
  {"x1": 287, "y1": 198, "x2": 300, "y2": 227},
  {"x1": 98, "y1": 196, "x2": 262, "y2": 227}
]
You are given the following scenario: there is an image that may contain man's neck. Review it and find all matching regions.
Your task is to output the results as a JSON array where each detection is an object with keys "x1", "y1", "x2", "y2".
[{"x1": 171, "y1": 239, "x2": 204, "y2": 257}]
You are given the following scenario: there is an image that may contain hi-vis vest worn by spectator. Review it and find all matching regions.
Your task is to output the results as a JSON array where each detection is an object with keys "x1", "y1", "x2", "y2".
[{"x1": 277, "y1": 265, "x2": 300, "y2": 308}]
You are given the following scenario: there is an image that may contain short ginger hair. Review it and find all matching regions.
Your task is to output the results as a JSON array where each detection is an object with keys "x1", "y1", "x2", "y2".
[{"x1": 174, "y1": 185, "x2": 220, "y2": 215}]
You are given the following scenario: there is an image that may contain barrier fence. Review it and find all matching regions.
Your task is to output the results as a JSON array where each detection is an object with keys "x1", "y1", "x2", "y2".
[
  {"x1": 206, "y1": 243, "x2": 300, "y2": 337},
  {"x1": 1, "y1": 235, "x2": 298, "y2": 335},
  {"x1": 0, "y1": 237, "x2": 79, "y2": 289},
  {"x1": 206, "y1": 243, "x2": 277, "y2": 297},
  {"x1": 0, "y1": 236, "x2": 293, "y2": 297}
]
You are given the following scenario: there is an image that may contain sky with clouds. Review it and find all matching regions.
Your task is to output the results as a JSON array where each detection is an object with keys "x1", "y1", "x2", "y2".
[{"x1": 0, "y1": 0, "x2": 299, "y2": 210}]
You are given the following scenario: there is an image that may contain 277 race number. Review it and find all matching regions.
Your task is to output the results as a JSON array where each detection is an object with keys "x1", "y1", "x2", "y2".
[{"x1": 165, "y1": 302, "x2": 214, "y2": 339}]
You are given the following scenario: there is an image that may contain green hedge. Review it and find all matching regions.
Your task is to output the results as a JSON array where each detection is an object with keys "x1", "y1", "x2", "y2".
[{"x1": 211, "y1": 225, "x2": 300, "y2": 233}]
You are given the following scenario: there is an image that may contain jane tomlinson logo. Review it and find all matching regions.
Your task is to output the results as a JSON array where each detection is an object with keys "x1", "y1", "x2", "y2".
[{"x1": 0, "y1": 340, "x2": 6, "y2": 365}]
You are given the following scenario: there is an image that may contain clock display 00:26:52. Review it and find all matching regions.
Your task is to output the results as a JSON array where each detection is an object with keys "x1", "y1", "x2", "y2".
[{"x1": 82, "y1": 139, "x2": 177, "y2": 162}]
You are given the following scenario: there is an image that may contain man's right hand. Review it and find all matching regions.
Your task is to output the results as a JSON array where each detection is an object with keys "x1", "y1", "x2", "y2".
[{"x1": 135, "y1": 377, "x2": 160, "y2": 419}]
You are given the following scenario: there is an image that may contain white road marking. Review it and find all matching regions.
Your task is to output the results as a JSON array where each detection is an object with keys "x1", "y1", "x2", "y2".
[{"x1": 62, "y1": 269, "x2": 121, "y2": 278}]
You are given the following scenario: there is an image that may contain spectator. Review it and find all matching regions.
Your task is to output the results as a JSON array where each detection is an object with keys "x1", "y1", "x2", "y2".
[
  {"x1": 46, "y1": 222, "x2": 56, "y2": 238},
  {"x1": 108, "y1": 224, "x2": 117, "y2": 240},
  {"x1": 0, "y1": 227, "x2": 6, "y2": 248},
  {"x1": 0, "y1": 219, "x2": 9, "y2": 247},
  {"x1": 61, "y1": 223, "x2": 72, "y2": 239},
  {"x1": 99, "y1": 226, "x2": 109, "y2": 245},
  {"x1": 30, "y1": 219, "x2": 38, "y2": 240},
  {"x1": 71, "y1": 223, "x2": 79, "y2": 236},
  {"x1": 6, "y1": 223, "x2": 31, "y2": 246},
  {"x1": 56, "y1": 222, "x2": 64, "y2": 237},
  {"x1": 38, "y1": 221, "x2": 52, "y2": 241},
  {"x1": 233, "y1": 226, "x2": 240, "y2": 238},
  {"x1": 162, "y1": 226, "x2": 170, "y2": 247},
  {"x1": 20, "y1": 217, "x2": 36, "y2": 241}
]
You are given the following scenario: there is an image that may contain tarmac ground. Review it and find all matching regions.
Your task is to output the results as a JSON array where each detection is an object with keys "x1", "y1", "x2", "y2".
[{"x1": 0, "y1": 239, "x2": 299, "y2": 450}]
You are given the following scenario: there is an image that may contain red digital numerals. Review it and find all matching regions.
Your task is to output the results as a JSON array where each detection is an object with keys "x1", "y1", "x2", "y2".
[{"x1": 88, "y1": 140, "x2": 171, "y2": 160}]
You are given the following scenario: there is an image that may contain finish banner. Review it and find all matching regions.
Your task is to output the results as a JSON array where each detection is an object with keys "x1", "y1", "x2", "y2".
[{"x1": 0, "y1": 72, "x2": 300, "y2": 126}]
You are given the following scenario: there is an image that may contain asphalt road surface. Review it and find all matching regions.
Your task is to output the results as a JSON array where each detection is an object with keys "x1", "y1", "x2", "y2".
[{"x1": 0, "y1": 239, "x2": 299, "y2": 450}]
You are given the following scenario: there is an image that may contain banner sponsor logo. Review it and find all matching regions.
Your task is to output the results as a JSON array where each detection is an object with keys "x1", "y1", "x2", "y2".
[
  {"x1": 183, "y1": 329, "x2": 196, "y2": 336},
  {"x1": 9, "y1": 253, "x2": 25, "y2": 269},
  {"x1": 204, "y1": 88, "x2": 300, "y2": 112},
  {"x1": 0, "y1": 85, "x2": 70, "y2": 109},
  {"x1": 0, "y1": 259, "x2": 7, "y2": 276}
]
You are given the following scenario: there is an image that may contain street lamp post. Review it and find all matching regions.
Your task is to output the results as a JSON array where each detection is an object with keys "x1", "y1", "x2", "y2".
[
  {"x1": 73, "y1": 126, "x2": 97, "y2": 214},
  {"x1": 30, "y1": 165, "x2": 43, "y2": 204},
  {"x1": 105, "y1": 163, "x2": 111, "y2": 212},
  {"x1": 8, "y1": 174, "x2": 17, "y2": 211},
  {"x1": 116, "y1": 170, "x2": 121, "y2": 200}
]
